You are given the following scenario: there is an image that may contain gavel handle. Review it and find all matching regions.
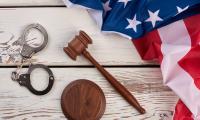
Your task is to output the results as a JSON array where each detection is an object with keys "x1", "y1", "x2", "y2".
[{"x1": 83, "y1": 50, "x2": 145, "y2": 114}]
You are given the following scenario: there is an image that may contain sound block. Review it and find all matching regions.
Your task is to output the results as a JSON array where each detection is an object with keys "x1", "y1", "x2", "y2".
[{"x1": 61, "y1": 79, "x2": 106, "y2": 120}]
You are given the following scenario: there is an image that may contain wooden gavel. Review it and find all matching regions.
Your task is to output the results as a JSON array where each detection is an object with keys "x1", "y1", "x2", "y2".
[{"x1": 63, "y1": 31, "x2": 145, "y2": 114}]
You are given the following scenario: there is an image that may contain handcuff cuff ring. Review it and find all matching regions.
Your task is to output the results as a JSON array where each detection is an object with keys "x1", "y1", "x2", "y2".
[{"x1": 12, "y1": 64, "x2": 54, "y2": 95}]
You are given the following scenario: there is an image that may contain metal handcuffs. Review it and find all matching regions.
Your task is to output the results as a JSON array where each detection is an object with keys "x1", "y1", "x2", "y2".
[{"x1": 11, "y1": 23, "x2": 54, "y2": 95}]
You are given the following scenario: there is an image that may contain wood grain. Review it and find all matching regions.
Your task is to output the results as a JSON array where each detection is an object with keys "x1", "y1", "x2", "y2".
[
  {"x1": 0, "y1": 68, "x2": 178, "y2": 120},
  {"x1": 0, "y1": 0, "x2": 65, "y2": 6},
  {"x1": 61, "y1": 80, "x2": 106, "y2": 120},
  {"x1": 0, "y1": 8, "x2": 156, "y2": 66}
]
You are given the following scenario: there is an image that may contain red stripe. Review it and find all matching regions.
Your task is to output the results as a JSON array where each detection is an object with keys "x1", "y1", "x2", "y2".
[
  {"x1": 174, "y1": 100, "x2": 193, "y2": 120},
  {"x1": 179, "y1": 14, "x2": 200, "y2": 89},
  {"x1": 132, "y1": 30, "x2": 163, "y2": 63},
  {"x1": 184, "y1": 14, "x2": 200, "y2": 47},
  {"x1": 175, "y1": 14, "x2": 200, "y2": 120}
]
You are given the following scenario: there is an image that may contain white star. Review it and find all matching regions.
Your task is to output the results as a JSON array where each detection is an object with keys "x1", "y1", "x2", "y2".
[
  {"x1": 145, "y1": 10, "x2": 163, "y2": 27},
  {"x1": 126, "y1": 15, "x2": 141, "y2": 32},
  {"x1": 103, "y1": 0, "x2": 112, "y2": 14},
  {"x1": 118, "y1": 0, "x2": 132, "y2": 7},
  {"x1": 176, "y1": 6, "x2": 189, "y2": 15}
]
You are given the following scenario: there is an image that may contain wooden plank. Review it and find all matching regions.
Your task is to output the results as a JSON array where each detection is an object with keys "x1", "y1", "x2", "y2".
[
  {"x1": 0, "y1": 68, "x2": 177, "y2": 119},
  {"x1": 0, "y1": 8, "x2": 156, "y2": 66},
  {"x1": 0, "y1": 0, "x2": 65, "y2": 6}
]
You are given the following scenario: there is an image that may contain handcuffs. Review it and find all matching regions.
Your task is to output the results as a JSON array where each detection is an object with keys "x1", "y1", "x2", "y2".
[{"x1": 11, "y1": 23, "x2": 54, "y2": 95}]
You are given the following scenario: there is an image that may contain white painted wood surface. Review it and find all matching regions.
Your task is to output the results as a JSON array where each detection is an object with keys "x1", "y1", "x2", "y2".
[
  {"x1": 0, "y1": 1, "x2": 177, "y2": 120},
  {"x1": 0, "y1": 8, "x2": 155, "y2": 66},
  {"x1": 0, "y1": 0, "x2": 65, "y2": 6},
  {"x1": 0, "y1": 68, "x2": 177, "y2": 120}
]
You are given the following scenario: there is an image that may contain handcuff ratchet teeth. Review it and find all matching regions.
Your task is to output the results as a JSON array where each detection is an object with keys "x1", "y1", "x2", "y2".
[
  {"x1": 20, "y1": 23, "x2": 48, "y2": 58},
  {"x1": 13, "y1": 64, "x2": 54, "y2": 95},
  {"x1": 11, "y1": 23, "x2": 54, "y2": 95}
]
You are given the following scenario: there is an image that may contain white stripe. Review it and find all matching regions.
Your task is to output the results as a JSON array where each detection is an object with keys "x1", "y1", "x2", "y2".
[{"x1": 158, "y1": 20, "x2": 200, "y2": 117}]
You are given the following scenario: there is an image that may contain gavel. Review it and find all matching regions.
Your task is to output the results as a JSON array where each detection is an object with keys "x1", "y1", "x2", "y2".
[{"x1": 63, "y1": 31, "x2": 145, "y2": 114}]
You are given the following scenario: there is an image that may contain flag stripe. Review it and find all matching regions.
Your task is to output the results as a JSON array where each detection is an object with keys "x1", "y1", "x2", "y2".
[
  {"x1": 158, "y1": 18, "x2": 200, "y2": 116},
  {"x1": 178, "y1": 15, "x2": 200, "y2": 90},
  {"x1": 132, "y1": 30, "x2": 163, "y2": 62},
  {"x1": 184, "y1": 14, "x2": 200, "y2": 47},
  {"x1": 174, "y1": 14, "x2": 200, "y2": 120}
]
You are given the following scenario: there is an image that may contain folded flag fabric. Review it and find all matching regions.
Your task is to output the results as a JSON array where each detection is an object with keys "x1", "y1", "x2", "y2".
[
  {"x1": 63, "y1": 0, "x2": 200, "y2": 119},
  {"x1": 134, "y1": 14, "x2": 200, "y2": 120},
  {"x1": 64, "y1": 0, "x2": 200, "y2": 39}
]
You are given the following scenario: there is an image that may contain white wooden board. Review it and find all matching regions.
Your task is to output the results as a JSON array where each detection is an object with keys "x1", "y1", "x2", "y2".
[
  {"x1": 0, "y1": 0, "x2": 65, "y2": 6},
  {"x1": 0, "y1": 68, "x2": 177, "y2": 120},
  {"x1": 0, "y1": 8, "x2": 155, "y2": 66}
]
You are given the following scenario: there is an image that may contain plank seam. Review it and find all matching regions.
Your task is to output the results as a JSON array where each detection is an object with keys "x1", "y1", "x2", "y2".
[{"x1": 0, "y1": 65, "x2": 160, "y2": 68}]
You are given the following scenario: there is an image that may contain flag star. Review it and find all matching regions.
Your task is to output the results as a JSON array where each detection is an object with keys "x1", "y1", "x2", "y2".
[
  {"x1": 145, "y1": 10, "x2": 163, "y2": 27},
  {"x1": 103, "y1": 0, "x2": 112, "y2": 14},
  {"x1": 118, "y1": 0, "x2": 132, "y2": 8},
  {"x1": 126, "y1": 15, "x2": 141, "y2": 32},
  {"x1": 176, "y1": 6, "x2": 189, "y2": 14}
]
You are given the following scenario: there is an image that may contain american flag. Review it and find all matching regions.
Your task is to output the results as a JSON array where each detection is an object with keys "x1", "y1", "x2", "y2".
[{"x1": 63, "y1": 0, "x2": 200, "y2": 119}]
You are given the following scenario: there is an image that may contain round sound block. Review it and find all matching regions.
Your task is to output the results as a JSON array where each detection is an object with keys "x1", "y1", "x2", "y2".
[{"x1": 61, "y1": 79, "x2": 106, "y2": 120}]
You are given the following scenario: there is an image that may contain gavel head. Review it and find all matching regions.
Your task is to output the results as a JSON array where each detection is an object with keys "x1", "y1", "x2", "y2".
[{"x1": 63, "y1": 30, "x2": 92, "y2": 60}]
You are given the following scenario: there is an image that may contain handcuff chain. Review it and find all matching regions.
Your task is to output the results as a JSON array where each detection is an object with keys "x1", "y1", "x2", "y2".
[{"x1": 12, "y1": 55, "x2": 33, "y2": 81}]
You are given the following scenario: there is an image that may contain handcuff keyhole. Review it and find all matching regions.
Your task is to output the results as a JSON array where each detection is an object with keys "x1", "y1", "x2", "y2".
[{"x1": 30, "y1": 68, "x2": 49, "y2": 91}]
